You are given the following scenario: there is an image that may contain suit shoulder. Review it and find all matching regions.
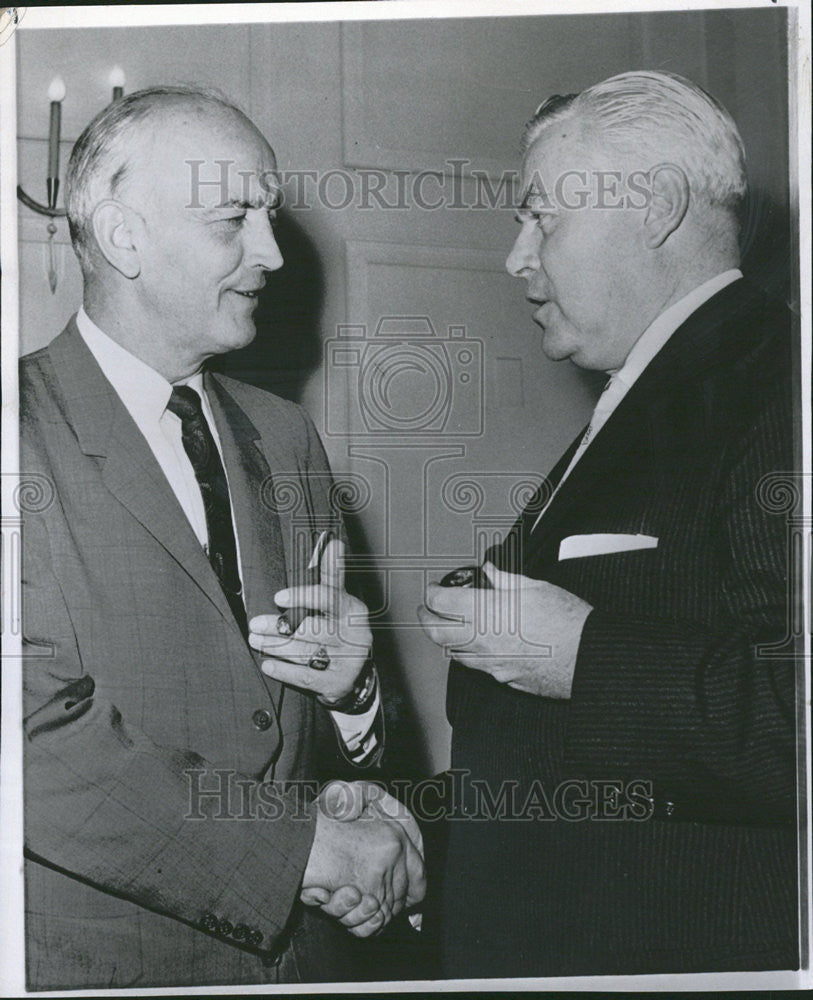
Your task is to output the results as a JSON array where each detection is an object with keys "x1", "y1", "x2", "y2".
[
  {"x1": 730, "y1": 280, "x2": 793, "y2": 355},
  {"x1": 211, "y1": 374, "x2": 314, "y2": 439},
  {"x1": 19, "y1": 345, "x2": 59, "y2": 426},
  {"x1": 697, "y1": 280, "x2": 793, "y2": 395},
  {"x1": 211, "y1": 373, "x2": 301, "y2": 412},
  {"x1": 19, "y1": 344, "x2": 53, "y2": 383},
  {"x1": 711, "y1": 285, "x2": 795, "y2": 466},
  {"x1": 737, "y1": 291, "x2": 793, "y2": 390}
]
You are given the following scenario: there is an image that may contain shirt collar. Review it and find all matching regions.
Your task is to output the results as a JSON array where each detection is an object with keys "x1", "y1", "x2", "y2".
[
  {"x1": 181, "y1": 371, "x2": 206, "y2": 396},
  {"x1": 76, "y1": 308, "x2": 205, "y2": 419},
  {"x1": 612, "y1": 269, "x2": 743, "y2": 388}
]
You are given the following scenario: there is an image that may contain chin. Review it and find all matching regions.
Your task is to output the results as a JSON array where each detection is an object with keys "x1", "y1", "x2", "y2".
[
  {"x1": 540, "y1": 330, "x2": 573, "y2": 363},
  {"x1": 224, "y1": 323, "x2": 259, "y2": 353}
]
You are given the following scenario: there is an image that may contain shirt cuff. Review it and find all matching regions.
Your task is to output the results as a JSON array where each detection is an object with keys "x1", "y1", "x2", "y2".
[{"x1": 329, "y1": 690, "x2": 381, "y2": 760}]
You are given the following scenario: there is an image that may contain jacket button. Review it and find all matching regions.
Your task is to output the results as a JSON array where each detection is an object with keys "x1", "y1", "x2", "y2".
[
  {"x1": 201, "y1": 912, "x2": 218, "y2": 932},
  {"x1": 252, "y1": 709, "x2": 273, "y2": 731},
  {"x1": 232, "y1": 923, "x2": 248, "y2": 941},
  {"x1": 218, "y1": 918, "x2": 234, "y2": 936},
  {"x1": 249, "y1": 929, "x2": 264, "y2": 947}
]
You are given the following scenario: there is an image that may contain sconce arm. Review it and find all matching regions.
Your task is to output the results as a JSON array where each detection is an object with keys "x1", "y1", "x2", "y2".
[{"x1": 17, "y1": 185, "x2": 68, "y2": 218}]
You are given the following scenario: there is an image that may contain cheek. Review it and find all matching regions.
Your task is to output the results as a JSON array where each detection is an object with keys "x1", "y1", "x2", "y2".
[
  {"x1": 554, "y1": 231, "x2": 615, "y2": 301},
  {"x1": 144, "y1": 237, "x2": 191, "y2": 286},
  {"x1": 161, "y1": 227, "x2": 243, "y2": 283},
  {"x1": 544, "y1": 250, "x2": 598, "y2": 316}
]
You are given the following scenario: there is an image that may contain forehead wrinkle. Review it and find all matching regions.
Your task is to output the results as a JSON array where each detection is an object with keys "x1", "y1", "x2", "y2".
[{"x1": 217, "y1": 163, "x2": 280, "y2": 209}]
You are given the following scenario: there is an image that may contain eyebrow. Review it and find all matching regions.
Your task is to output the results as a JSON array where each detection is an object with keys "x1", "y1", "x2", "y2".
[
  {"x1": 518, "y1": 182, "x2": 557, "y2": 206},
  {"x1": 206, "y1": 196, "x2": 281, "y2": 213},
  {"x1": 516, "y1": 195, "x2": 558, "y2": 216}
]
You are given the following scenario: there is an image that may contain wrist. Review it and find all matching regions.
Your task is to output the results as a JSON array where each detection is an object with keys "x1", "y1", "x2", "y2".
[{"x1": 319, "y1": 659, "x2": 378, "y2": 715}]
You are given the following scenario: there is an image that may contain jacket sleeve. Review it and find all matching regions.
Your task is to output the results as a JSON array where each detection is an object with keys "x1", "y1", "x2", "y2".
[
  {"x1": 563, "y1": 388, "x2": 798, "y2": 822},
  {"x1": 22, "y1": 506, "x2": 316, "y2": 957}
]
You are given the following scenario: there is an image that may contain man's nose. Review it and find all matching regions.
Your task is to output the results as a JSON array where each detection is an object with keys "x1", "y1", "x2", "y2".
[
  {"x1": 506, "y1": 225, "x2": 540, "y2": 279},
  {"x1": 246, "y1": 214, "x2": 284, "y2": 272}
]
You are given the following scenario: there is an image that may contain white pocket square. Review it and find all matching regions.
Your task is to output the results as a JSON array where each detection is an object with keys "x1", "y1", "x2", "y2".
[{"x1": 558, "y1": 533, "x2": 659, "y2": 561}]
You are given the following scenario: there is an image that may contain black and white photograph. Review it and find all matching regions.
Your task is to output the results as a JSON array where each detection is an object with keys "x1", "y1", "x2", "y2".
[{"x1": 0, "y1": 0, "x2": 810, "y2": 993}]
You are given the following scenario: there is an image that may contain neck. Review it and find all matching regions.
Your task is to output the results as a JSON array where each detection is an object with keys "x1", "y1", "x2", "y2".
[
  {"x1": 643, "y1": 249, "x2": 739, "y2": 334},
  {"x1": 639, "y1": 206, "x2": 740, "y2": 322},
  {"x1": 83, "y1": 284, "x2": 204, "y2": 382}
]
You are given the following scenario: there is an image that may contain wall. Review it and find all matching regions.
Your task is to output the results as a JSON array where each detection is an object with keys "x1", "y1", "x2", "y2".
[{"x1": 15, "y1": 8, "x2": 792, "y2": 773}]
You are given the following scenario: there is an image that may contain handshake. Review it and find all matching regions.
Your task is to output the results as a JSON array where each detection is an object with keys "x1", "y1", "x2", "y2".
[{"x1": 301, "y1": 781, "x2": 426, "y2": 937}]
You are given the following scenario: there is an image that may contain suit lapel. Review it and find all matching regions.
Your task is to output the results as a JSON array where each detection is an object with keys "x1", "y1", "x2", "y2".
[
  {"x1": 521, "y1": 392, "x2": 650, "y2": 568},
  {"x1": 204, "y1": 372, "x2": 314, "y2": 708},
  {"x1": 488, "y1": 426, "x2": 585, "y2": 571},
  {"x1": 48, "y1": 322, "x2": 241, "y2": 631},
  {"x1": 521, "y1": 278, "x2": 754, "y2": 568},
  {"x1": 205, "y1": 374, "x2": 290, "y2": 617}
]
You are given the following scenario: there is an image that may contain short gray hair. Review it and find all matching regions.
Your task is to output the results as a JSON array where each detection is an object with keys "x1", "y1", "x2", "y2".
[
  {"x1": 522, "y1": 70, "x2": 747, "y2": 212},
  {"x1": 65, "y1": 85, "x2": 246, "y2": 267}
]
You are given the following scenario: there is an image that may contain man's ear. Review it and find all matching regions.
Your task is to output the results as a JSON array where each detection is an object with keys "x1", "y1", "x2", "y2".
[
  {"x1": 643, "y1": 163, "x2": 690, "y2": 249},
  {"x1": 91, "y1": 200, "x2": 141, "y2": 278}
]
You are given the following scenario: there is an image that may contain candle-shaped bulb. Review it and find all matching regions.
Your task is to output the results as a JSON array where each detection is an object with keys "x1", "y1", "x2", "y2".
[
  {"x1": 47, "y1": 76, "x2": 65, "y2": 207},
  {"x1": 48, "y1": 76, "x2": 66, "y2": 103},
  {"x1": 109, "y1": 66, "x2": 125, "y2": 101},
  {"x1": 109, "y1": 66, "x2": 126, "y2": 89}
]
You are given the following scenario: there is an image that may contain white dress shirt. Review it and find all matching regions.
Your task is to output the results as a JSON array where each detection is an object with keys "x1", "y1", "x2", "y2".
[
  {"x1": 76, "y1": 309, "x2": 378, "y2": 753},
  {"x1": 532, "y1": 269, "x2": 743, "y2": 531}
]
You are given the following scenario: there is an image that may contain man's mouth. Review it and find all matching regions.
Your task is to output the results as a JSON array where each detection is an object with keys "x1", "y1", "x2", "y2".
[
  {"x1": 231, "y1": 288, "x2": 262, "y2": 299},
  {"x1": 530, "y1": 300, "x2": 551, "y2": 325}
]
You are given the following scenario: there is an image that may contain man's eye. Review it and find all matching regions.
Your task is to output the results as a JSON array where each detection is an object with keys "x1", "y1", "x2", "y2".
[
  {"x1": 516, "y1": 210, "x2": 555, "y2": 231},
  {"x1": 219, "y1": 215, "x2": 245, "y2": 229}
]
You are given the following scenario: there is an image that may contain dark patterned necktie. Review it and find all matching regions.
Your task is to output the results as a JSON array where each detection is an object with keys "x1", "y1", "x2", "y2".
[{"x1": 167, "y1": 385, "x2": 248, "y2": 637}]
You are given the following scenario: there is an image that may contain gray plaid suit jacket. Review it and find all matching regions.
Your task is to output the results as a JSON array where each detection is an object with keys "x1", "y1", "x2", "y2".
[{"x1": 20, "y1": 319, "x2": 377, "y2": 990}]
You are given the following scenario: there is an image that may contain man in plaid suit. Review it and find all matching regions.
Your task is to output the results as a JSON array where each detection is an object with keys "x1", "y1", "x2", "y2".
[{"x1": 21, "y1": 85, "x2": 424, "y2": 990}]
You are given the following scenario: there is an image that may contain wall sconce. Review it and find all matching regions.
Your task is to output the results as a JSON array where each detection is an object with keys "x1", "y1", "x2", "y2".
[{"x1": 16, "y1": 69, "x2": 127, "y2": 292}]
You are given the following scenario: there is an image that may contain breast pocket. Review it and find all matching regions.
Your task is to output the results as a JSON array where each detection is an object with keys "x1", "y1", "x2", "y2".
[{"x1": 558, "y1": 533, "x2": 659, "y2": 561}]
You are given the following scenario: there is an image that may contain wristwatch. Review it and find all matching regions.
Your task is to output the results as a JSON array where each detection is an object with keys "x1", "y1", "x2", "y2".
[{"x1": 318, "y1": 658, "x2": 378, "y2": 715}]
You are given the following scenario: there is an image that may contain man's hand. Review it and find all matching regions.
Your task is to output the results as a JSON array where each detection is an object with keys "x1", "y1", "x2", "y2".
[
  {"x1": 301, "y1": 781, "x2": 426, "y2": 938},
  {"x1": 418, "y1": 561, "x2": 592, "y2": 699},
  {"x1": 248, "y1": 540, "x2": 371, "y2": 705}
]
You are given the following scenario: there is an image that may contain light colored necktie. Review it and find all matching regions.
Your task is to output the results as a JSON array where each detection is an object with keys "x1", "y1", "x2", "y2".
[
  {"x1": 576, "y1": 373, "x2": 625, "y2": 450},
  {"x1": 531, "y1": 374, "x2": 625, "y2": 533}
]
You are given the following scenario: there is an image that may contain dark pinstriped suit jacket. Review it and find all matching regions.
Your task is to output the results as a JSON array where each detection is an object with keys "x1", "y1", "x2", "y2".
[
  {"x1": 20, "y1": 320, "x2": 379, "y2": 990},
  {"x1": 440, "y1": 279, "x2": 799, "y2": 977}
]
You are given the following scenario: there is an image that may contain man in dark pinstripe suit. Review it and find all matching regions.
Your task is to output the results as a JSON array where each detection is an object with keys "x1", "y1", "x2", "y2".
[{"x1": 420, "y1": 71, "x2": 798, "y2": 976}]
